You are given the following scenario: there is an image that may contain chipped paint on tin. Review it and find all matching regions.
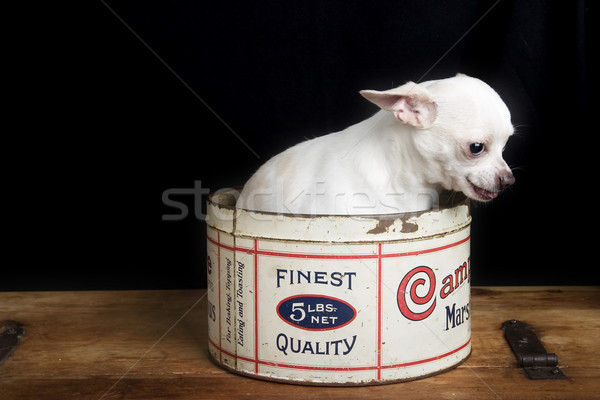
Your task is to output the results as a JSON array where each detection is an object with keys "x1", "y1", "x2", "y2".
[{"x1": 206, "y1": 189, "x2": 471, "y2": 385}]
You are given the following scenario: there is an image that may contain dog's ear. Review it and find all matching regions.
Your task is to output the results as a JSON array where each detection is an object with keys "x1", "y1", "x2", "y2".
[{"x1": 360, "y1": 82, "x2": 438, "y2": 129}]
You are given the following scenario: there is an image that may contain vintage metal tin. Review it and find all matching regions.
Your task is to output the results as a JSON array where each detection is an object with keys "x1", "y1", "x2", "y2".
[{"x1": 206, "y1": 188, "x2": 472, "y2": 385}]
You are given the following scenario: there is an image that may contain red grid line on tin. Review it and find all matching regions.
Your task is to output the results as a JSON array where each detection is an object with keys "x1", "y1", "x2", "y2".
[
  {"x1": 207, "y1": 235, "x2": 470, "y2": 260},
  {"x1": 254, "y1": 238, "x2": 259, "y2": 374},
  {"x1": 208, "y1": 337, "x2": 471, "y2": 372},
  {"x1": 377, "y1": 242, "x2": 382, "y2": 380},
  {"x1": 208, "y1": 337, "x2": 256, "y2": 364}
]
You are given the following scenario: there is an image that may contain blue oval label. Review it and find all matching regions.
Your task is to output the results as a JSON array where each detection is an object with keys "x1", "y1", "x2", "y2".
[{"x1": 276, "y1": 295, "x2": 356, "y2": 331}]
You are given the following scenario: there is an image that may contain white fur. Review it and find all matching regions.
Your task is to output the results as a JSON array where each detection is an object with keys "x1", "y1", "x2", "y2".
[{"x1": 237, "y1": 74, "x2": 514, "y2": 215}]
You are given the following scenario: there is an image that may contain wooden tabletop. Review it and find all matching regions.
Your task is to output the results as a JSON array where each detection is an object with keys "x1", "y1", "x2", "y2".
[{"x1": 1, "y1": 287, "x2": 599, "y2": 399}]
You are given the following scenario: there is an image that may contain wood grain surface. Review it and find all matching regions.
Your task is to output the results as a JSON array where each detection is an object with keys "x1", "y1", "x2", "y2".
[{"x1": 1, "y1": 287, "x2": 599, "y2": 399}]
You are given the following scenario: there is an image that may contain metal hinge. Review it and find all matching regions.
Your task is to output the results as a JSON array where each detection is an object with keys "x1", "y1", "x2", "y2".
[
  {"x1": 0, "y1": 320, "x2": 25, "y2": 366},
  {"x1": 502, "y1": 320, "x2": 566, "y2": 379}
]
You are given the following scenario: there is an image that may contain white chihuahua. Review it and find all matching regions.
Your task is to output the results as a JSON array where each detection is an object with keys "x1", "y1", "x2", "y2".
[{"x1": 237, "y1": 74, "x2": 514, "y2": 215}]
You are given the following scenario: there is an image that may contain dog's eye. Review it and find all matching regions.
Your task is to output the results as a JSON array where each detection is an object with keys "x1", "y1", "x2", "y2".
[{"x1": 469, "y1": 143, "x2": 485, "y2": 156}]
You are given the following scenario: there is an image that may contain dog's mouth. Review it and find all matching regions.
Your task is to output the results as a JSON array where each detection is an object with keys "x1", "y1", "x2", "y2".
[{"x1": 467, "y1": 179, "x2": 498, "y2": 201}]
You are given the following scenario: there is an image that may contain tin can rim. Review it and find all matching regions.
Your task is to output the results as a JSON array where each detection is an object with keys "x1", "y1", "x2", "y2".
[{"x1": 207, "y1": 187, "x2": 471, "y2": 243}]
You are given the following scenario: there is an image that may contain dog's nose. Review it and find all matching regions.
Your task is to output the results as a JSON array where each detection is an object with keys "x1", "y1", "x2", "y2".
[{"x1": 498, "y1": 173, "x2": 515, "y2": 190}]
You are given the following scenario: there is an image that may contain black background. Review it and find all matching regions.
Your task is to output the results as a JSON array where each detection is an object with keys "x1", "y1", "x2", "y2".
[{"x1": 4, "y1": 1, "x2": 594, "y2": 291}]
